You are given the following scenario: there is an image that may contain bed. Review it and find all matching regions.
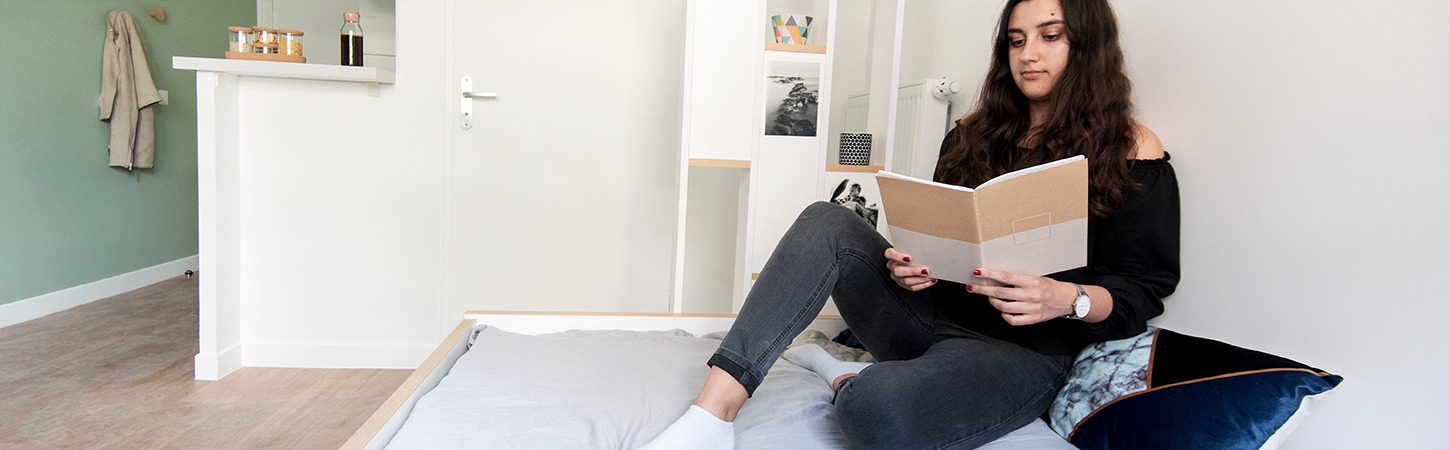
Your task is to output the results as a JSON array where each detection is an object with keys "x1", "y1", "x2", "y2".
[{"x1": 343, "y1": 311, "x2": 1342, "y2": 449}]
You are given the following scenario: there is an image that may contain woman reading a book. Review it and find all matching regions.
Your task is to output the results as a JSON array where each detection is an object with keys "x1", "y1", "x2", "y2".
[{"x1": 643, "y1": 0, "x2": 1178, "y2": 448}]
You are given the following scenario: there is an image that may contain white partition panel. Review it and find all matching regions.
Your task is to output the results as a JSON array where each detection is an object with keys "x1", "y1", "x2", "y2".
[
  {"x1": 684, "y1": 0, "x2": 765, "y2": 162},
  {"x1": 750, "y1": 136, "x2": 825, "y2": 275},
  {"x1": 741, "y1": 46, "x2": 832, "y2": 312}
]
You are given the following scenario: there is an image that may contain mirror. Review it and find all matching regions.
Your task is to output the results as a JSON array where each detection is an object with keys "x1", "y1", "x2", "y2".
[
  {"x1": 897, "y1": 1, "x2": 1003, "y2": 129},
  {"x1": 825, "y1": 0, "x2": 876, "y2": 167},
  {"x1": 257, "y1": 0, "x2": 396, "y2": 71},
  {"x1": 822, "y1": 0, "x2": 1005, "y2": 178},
  {"x1": 824, "y1": 0, "x2": 906, "y2": 172}
]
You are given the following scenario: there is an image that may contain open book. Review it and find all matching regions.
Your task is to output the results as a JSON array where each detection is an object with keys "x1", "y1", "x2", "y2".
[{"x1": 875, "y1": 156, "x2": 1088, "y2": 285}]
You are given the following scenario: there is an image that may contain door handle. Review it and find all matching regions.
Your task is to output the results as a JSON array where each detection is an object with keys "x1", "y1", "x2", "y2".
[{"x1": 460, "y1": 75, "x2": 497, "y2": 130}]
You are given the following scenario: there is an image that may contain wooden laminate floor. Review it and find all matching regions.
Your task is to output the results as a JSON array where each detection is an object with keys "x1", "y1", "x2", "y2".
[{"x1": 0, "y1": 276, "x2": 413, "y2": 449}]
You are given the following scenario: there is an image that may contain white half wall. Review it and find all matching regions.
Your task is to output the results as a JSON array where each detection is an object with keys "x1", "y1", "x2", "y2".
[
  {"x1": 899, "y1": 0, "x2": 1450, "y2": 447},
  {"x1": 229, "y1": 0, "x2": 447, "y2": 370}
]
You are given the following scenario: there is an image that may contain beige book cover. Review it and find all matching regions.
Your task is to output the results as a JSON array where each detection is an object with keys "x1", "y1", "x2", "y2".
[{"x1": 875, "y1": 156, "x2": 1088, "y2": 285}]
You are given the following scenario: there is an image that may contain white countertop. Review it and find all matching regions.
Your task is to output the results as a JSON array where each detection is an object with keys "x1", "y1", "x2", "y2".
[{"x1": 173, "y1": 56, "x2": 395, "y2": 84}]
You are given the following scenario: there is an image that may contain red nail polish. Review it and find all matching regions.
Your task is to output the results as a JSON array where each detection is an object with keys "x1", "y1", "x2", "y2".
[
  {"x1": 965, "y1": 284, "x2": 974, "y2": 291},
  {"x1": 921, "y1": 269, "x2": 929, "y2": 275},
  {"x1": 903, "y1": 256, "x2": 912, "y2": 263},
  {"x1": 973, "y1": 269, "x2": 982, "y2": 276}
]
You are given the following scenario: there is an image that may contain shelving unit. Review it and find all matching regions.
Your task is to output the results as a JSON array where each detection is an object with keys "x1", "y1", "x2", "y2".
[{"x1": 671, "y1": 0, "x2": 841, "y2": 314}]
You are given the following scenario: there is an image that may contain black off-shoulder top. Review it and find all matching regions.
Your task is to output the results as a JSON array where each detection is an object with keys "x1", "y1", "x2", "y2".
[{"x1": 931, "y1": 150, "x2": 1181, "y2": 355}]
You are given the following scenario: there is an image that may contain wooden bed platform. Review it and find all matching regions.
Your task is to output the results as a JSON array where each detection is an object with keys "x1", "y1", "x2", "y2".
[{"x1": 342, "y1": 311, "x2": 846, "y2": 449}]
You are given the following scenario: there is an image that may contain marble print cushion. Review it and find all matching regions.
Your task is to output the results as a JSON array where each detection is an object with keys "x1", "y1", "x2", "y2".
[
  {"x1": 1047, "y1": 327, "x2": 1343, "y2": 450},
  {"x1": 1048, "y1": 327, "x2": 1156, "y2": 438}
]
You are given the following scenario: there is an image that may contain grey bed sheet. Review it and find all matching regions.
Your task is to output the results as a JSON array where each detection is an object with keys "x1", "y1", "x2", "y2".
[{"x1": 384, "y1": 325, "x2": 1072, "y2": 449}]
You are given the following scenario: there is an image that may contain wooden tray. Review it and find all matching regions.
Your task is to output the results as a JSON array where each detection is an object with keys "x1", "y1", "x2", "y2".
[{"x1": 225, "y1": 51, "x2": 306, "y2": 64}]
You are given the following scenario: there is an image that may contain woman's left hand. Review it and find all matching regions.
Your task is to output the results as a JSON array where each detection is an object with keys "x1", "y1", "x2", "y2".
[{"x1": 967, "y1": 268, "x2": 1076, "y2": 326}]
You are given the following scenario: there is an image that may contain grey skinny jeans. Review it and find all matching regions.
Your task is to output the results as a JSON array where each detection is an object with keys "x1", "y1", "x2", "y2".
[{"x1": 707, "y1": 201, "x2": 1072, "y2": 449}]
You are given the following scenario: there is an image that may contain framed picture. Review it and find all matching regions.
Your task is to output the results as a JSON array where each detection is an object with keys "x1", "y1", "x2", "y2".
[{"x1": 764, "y1": 61, "x2": 820, "y2": 137}]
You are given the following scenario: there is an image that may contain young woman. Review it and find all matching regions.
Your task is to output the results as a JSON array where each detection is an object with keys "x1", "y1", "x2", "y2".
[{"x1": 643, "y1": 0, "x2": 1178, "y2": 448}]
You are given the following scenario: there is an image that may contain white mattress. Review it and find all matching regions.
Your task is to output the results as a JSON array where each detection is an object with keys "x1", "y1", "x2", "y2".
[{"x1": 384, "y1": 325, "x2": 1072, "y2": 449}]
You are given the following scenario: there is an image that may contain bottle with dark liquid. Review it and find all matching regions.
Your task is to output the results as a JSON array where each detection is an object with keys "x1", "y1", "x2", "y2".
[{"x1": 340, "y1": 11, "x2": 364, "y2": 66}]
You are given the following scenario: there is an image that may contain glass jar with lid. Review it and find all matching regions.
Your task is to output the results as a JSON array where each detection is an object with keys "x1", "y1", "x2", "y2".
[
  {"x1": 255, "y1": 42, "x2": 279, "y2": 55},
  {"x1": 275, "y1": 29, "x2": 304, "y2": 56},
  {"x1": 252, "y1": 26, "x2": 278, "y2": 52},
  {"x1": 228, "y1": 26, "x2": 253, "y2": 53}
]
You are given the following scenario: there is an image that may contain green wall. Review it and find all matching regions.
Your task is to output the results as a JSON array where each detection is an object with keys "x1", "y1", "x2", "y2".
[{"x1": 0, "y1": 1, "x2": 254, "y2": 305}]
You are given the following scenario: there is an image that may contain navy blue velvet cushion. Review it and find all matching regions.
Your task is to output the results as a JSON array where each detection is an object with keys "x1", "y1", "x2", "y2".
[{"x1": 1049, "y1": 328, "x2": 1342, "y2": 449}]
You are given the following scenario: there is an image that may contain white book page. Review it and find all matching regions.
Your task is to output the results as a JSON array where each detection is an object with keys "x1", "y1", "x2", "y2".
[
  {"x1": 875, "y1": 170, "x2": 976, "y2": 192},
  {"x1": 976, "y1": 155, "x2": 1085, "y2": 189}
]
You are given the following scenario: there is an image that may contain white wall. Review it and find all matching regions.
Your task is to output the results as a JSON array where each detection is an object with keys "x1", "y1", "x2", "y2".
[
  {"x1": 683, "y1": 168, "x2": 746, "y2": 313},
  {"x1": 1123, "y1": 1, "x2": 1449, "y2": 447},
  {"x1": 231, "y1": 0, "x2": 686, "y2": 368},
  {"x1": 235, "y1": 0, "x2": 446, "y2": 368},
  {"x1": 902, "y1": 0, "x2": 1450, "y2": 447}
]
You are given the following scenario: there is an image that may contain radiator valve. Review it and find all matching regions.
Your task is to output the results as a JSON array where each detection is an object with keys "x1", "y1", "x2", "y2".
[{"x1": 932, "y1": 78, "x2": 961, "y2": 100}]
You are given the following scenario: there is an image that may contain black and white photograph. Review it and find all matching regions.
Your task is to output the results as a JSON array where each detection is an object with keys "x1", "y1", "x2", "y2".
[
  {"x1": 763, "y1": 61, "x2": 821, "y2": 137},
  {"x1": 825, "y1": 175, "x2": 883, "y2": 231}
]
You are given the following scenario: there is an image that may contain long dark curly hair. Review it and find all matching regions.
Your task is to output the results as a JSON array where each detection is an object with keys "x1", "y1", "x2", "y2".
[{"x1": 935, "y1": 0, "x2": 1137, "y2": 217}]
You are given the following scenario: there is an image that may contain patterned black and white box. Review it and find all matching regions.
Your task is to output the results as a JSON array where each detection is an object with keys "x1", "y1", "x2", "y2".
[{"x1": 839, "y1": 132, "x2": 872, "y2": 165}]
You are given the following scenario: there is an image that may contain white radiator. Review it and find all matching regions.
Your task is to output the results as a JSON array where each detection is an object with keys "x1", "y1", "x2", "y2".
[
  {"x1": 841, "y1": 79, "x2": 953, "y2": 178},
  {"x1": 844, "y1": 93, "x2": 870, "y2": 132},
  {"x1": 892, "y1": 79, "x2": 953, "y2": 179}
]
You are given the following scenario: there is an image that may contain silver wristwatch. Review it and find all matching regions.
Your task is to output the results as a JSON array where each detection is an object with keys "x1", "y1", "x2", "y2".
[{"x1": 1065, "y1": 283, "x2": 1091, "y2": 320}]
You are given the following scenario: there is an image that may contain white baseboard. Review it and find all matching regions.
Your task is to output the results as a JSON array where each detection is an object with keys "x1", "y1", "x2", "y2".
[
  {"x1": 194, "y1": 342, "x2": 244, "y2": 381},
  {"x1": 0, "y1": 255, "x2": 200, "y2": 329},
  {"x1": 243, "y1": 342, "x2": 437, "y2": 370}
]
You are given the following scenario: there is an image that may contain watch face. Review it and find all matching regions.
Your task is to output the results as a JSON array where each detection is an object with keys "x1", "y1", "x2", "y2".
[
  {"x1": 1073, "y1": 287, "x2": 1090, "y2": 318},
  {"x1": 1067, "y1": 284, "x2": 1089, "y2": 319}
]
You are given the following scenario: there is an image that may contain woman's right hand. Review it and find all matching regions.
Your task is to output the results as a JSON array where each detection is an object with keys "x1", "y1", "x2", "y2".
[{"x1": 885, "y1": 248, "x2": 937, "y2": 291}]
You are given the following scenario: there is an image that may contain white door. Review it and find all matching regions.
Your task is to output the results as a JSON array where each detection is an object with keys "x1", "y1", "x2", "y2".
[{"x1": 445, "y1": 0, "x2": 687, "y2": 319}]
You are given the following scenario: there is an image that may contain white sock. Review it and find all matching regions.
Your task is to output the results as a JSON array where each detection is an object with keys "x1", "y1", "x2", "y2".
[
  {"x1": 783, "y1": 344, "x2": 872, "y2": 388},
  {"x1": 637, "y1": 404, "x2": 734, "y2": 450}
]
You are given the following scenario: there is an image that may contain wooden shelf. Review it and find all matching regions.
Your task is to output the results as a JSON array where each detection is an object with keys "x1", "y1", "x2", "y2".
[
  {"x1": 689, "y1": 158, "x2": 751, "y2": 168},
  {"x1": 224, "y1": 51, "x2": 305, "y2": 64},
  {"x1": 827, "y1": 164, "x2": 884, "y2": 173},
  {"x1": 764, "y1": 43, "x2": 826, "y2": 54},
  {"x1": 173, "y1": 56, "x2": 394, "y2": 84}
]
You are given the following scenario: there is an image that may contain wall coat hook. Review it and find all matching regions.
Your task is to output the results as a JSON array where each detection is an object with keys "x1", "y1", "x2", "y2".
[{"x1": 149, "y1": 6, "x2": 166, "y2": 23}]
